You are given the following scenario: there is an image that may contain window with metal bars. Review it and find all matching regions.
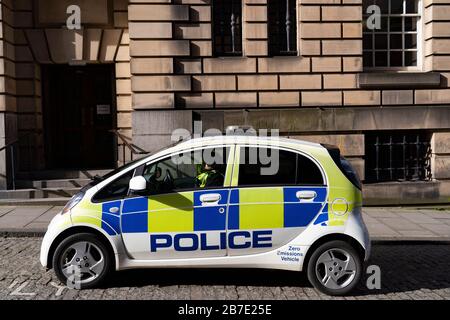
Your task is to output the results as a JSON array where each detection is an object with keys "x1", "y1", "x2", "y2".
[
  {"x1": 363, "y1": 0, "x2": 421, "y2": 68},
  {"x1": 268, "y1": 0, "x2": 298, "y2": 56},
  {"x1": 365, "y1": 132, "x2": 432, "y2": 183},
  {"x1": 213, "y1": 0, "x2": 242, "y2": 56}
]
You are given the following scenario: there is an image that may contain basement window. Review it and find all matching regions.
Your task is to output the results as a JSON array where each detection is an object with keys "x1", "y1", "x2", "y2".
[{"x1": 365, "y1": 131, "x2": 432, "y2": 183}]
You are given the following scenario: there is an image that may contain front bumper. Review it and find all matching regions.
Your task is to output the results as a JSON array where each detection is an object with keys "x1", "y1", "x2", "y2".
[{"x1": 40, "y1": 211, "x2": 71, "y2": 268}]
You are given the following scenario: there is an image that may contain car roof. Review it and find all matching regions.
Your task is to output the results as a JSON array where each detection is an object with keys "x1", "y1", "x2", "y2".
[
  {"x1": 163, "y1": 135, "x2": 324, "y2": 155},
  {"x1": 92, "y1": 135, "x2": 328, "y2": 191}
]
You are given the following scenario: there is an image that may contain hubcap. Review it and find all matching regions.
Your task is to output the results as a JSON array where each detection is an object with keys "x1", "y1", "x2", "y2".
[
  {"x1": 315, "y1": 248, "x2": 357, "y2": 290},
  {"x1": 60, "y1": 241, "x2": 105, "y2": 285}
]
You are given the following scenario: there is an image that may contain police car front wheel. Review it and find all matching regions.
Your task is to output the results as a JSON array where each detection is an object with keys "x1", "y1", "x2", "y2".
[
  {"x1": 307, "y1": 240, "x2": 362, "y2": 296},
  {"x1": 53, "y1": 233, "x2": 112, "y2": 289}
]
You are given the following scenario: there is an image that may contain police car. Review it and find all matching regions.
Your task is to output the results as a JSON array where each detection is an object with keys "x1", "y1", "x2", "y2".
[{"x1": 40, "y1": 135, "x2": 370, "y2": 296}]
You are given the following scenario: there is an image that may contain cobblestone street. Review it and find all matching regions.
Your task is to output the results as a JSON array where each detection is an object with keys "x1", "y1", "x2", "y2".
[{"x1": 0, "y1": 237, "x2": 449, "y2": 300}]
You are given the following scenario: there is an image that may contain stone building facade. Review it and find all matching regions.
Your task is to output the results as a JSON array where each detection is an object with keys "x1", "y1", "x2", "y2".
[{"x1": 0, "y1": 0, "x2": 450, "y2": 204}]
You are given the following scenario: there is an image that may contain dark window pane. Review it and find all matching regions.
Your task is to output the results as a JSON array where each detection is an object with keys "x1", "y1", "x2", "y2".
[
  {"x1": 363, "y1": 51, "x2": 374, "y2": 67},
  {"x1": 390, "y1": 17, "x2": 403, "y2": 31},
  {"x1": 297, "y1": 155, "x2": 324, "y2": 185},
  {"x1": 380, "y1": 17, "x2": 388, "y2": 32},
  {"x1": 405, "y1": 17, "x2": 417, "y2": 31},
  {"x1": 376, "y1": 0, "x2": 389, "y2": 14},
  {"x1": 362, "y1": 0, "x2": 375, "y2": 10},
  {"x1": 238, "y1": 148, "x2": 296, "y2": 186},
  {"x1": 375, "y1": 51, "x2": 388, "y2": 67},
  {"x1": 213, "y1": 0, "x2": 242, "y2": 56},
  {"x1": 268, "y1": 0, "x2": 297, "y2": 56},
  {"x1": 405, "y1": 51, "x2": 417, "y2": 66},
  {"x1": 390, "y1": 34, "x2": 402, "y2": 49},
  {"x1": 406, "y1": 0, "x2": 418, "y2": 13},
  {"x1": 375, "y1": 33, "x2": 388, "y2": 49},
  {"x1": 391, "y1": 0, "x2": 404, "y2": 14},
  {"x1": 363, "y1": 33, "x2": 373, "y2": 50},
  {"x1": 405, "y1": 34, "x2": 417, "y2": 49},
  {"x1": 390, "y1": 51, "x2": 403, "y2": 66}
]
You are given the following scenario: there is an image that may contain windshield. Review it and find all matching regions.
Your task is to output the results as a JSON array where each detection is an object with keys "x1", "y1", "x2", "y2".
[
  {"x1": 80, "y1": 139, "x2": 186, "y2": 192},
  {"x1": 80, "y1": 156, "x2": 146, "y2": 192}
]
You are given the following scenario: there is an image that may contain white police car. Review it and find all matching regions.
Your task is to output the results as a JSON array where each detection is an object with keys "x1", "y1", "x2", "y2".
[{"x1": 40, "y1": 135, "x2": 370, "y2": 295}]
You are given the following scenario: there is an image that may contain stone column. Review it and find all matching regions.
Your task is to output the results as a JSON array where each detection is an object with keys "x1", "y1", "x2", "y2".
[{"x1": 0, "y1": 0, "x2": 18, "y2": 189}]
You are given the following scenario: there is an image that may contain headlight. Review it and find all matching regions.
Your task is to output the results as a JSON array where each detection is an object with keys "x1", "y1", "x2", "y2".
[{"x1": 62, "y1": 192, "x2": 85, "y2": 215}]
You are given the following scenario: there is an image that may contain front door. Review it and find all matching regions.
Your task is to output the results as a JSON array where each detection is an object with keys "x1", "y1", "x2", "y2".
[
  {"x1": 120, "y1": 146, "x2": 234, "y2": 260},
  {"x1": 42, "y1": 64, "x2": 116, "y2": 169}
]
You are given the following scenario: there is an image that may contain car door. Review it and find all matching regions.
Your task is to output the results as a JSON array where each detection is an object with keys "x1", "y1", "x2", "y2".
[
  {"x1": 227, "y1": 145, "x2": 327, "y2": 256},
  {"x1": 120, "y1": 146, "x2": 235, "y2": 260}
]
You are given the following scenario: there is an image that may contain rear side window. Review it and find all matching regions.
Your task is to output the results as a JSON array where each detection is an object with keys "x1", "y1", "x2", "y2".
[{"x1": 238, "y1": 147, "x2": 324, "y2": 187}]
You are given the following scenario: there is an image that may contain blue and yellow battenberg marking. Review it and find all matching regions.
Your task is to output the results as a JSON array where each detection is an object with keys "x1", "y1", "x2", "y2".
[
  {"x1": 73, "y1": 186, "x2": 328, "y2": 235},
  {"x1": 228, "y1": 187, "x2": 327, "y2": 230}
]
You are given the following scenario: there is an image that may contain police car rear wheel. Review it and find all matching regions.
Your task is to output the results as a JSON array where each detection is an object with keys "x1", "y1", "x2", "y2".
[
  {"x1": 53, "y1": 233, "x2": 112, "y2": 289},
  {"x1": 307, "y1": 240, "x2": 362, "y2": 296}
]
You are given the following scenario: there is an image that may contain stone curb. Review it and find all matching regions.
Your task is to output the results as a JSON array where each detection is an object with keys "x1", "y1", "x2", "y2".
[{"x1": 0, "y1": 229, "x2": 46, "y2": 238}]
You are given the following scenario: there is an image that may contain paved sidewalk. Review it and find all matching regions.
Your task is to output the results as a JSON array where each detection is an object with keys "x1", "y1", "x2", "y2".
[{"x1": 0, "y1": 205, "x2": 450, "y2": 241}]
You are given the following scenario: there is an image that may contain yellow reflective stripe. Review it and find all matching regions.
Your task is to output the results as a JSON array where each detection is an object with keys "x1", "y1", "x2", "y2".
[
  {"x1": 223, "y1": 146, "x2": 235, "y2": 187},
  {"x1": 197, "y1": 172, "x2": 209, "y2": 188},
  {"x1": 239, "y1": 187, "x2": 284, "y2": 229},
  {"x1": 230, "y1": 146, "x2": 240, "y2": 187},
  {"x1": 148, "y1": 192, "x2": 194, "y2": 232}
]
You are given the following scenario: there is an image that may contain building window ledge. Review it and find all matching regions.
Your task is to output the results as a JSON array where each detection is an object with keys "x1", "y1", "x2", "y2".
[{"x1": 358, "y1": 72, "x2": 442, "y2": 89}]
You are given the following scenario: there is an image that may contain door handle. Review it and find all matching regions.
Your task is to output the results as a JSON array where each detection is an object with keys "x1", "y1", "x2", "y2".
[
  {"x1": 200, "y1": 193, "x2": 221, "y2": 203},
  {"x1": 296, "y1": 191, "x2": 317, "y2": 201},
  {"x1": 109, "y1": 207, "x2": 119, "y2": 214}
]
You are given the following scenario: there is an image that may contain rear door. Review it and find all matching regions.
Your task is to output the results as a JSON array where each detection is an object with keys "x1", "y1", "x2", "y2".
[
  {"x1": 120, "y1": 146, "x2": 235, "y2": 260},
  {"x1": 227, "y1": 145, "x2": 327, "y2": 256}
]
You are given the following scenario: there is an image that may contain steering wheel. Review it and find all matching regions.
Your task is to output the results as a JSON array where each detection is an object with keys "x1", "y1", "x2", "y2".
[{"x1": 163, "y1": 170, "x2": 174, "y2": 191}]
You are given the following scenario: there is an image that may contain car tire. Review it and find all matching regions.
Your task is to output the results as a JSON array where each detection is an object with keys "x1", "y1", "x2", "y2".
[
  {"x1": 52, "y1": 233, "x2": 112, "y2": 289},
  {"x1": 307, "y1": 240, "x2": 362, "y2": 296}
]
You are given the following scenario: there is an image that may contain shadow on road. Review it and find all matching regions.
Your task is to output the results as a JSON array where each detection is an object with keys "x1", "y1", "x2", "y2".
[{"x1": 105, "y1": 244, "x2": 450, "y2": 296}]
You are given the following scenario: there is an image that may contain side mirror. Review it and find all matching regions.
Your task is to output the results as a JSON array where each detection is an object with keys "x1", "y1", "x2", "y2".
[{"x1": 129, "y1": 176, "x2": 147, "y2": 192}]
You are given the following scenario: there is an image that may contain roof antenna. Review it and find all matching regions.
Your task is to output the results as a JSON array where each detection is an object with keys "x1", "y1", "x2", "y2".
[{"x1": 225, "y1": 125, "x2": 256, "y2": 136}]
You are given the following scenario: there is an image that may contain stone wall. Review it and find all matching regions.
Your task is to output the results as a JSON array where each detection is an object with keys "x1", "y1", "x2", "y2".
[{"x1": 128, "y1": 0, "x2": 450, "y2": 108}]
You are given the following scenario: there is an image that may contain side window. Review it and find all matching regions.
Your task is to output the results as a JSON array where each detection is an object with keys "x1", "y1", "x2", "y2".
[
  {"x1": 297, "y1": 153, "x2": 324, "y2": 185},
  {"x1": 92, "y1": 169, "x2": 135, "y2": 202},
  {"x1": 238, "y1": 147, "x2": 296, "y2": 186},
  {"x1": 141, "y1": 147, "x2": 230, "y2": 195},
  {"x1": 238, "y1": 147, "x2": 324, "y2": 187}
]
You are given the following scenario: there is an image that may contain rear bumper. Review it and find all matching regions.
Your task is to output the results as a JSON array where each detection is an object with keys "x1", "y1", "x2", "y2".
[{"x1": 345, "y1": 207, "x2": 371, "y2": 262}]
